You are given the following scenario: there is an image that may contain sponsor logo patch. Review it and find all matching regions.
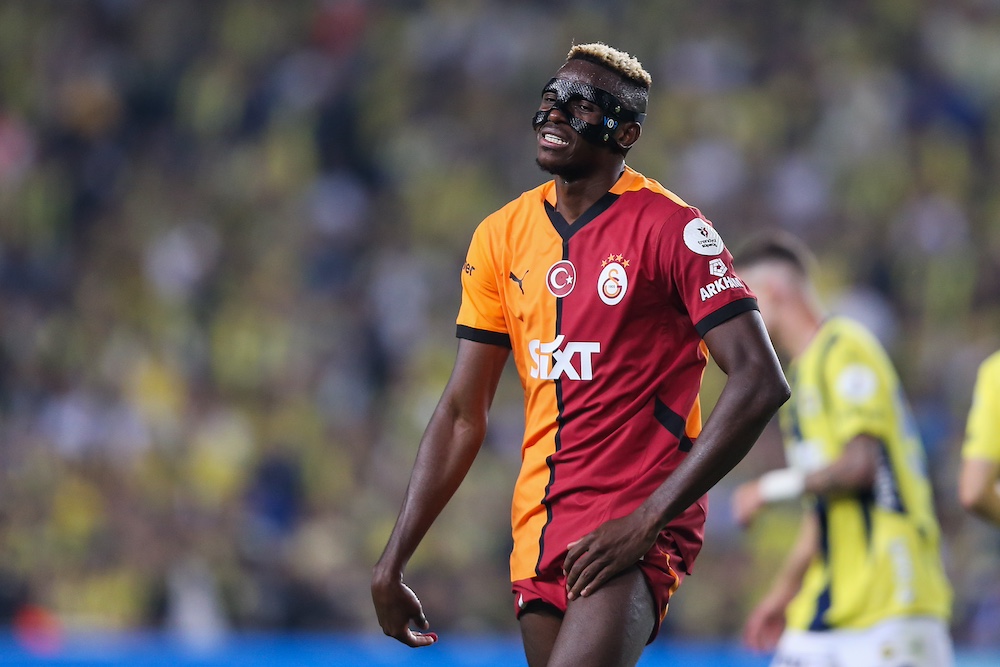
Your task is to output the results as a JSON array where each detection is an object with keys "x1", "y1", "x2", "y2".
[
  {"x1": 683, "y1": 219, "x2": 725, "y2": 256},
  {"x1": 699, "y1": 275, "x2": 745, "y2": 301},
  {"x1": 528, "y1": 335, "x2": 600, "y2": 380},
  {"x1": 546, "y1": 260, "x2": 576, "y2": 297},
  {"x1": 708, "y1": 258, "x2": 728, "y2": 277},
  {"x1": 509, "y1": 269, "x2": 528, "y2": 294},
  {"x1": 836, "y1": 364, "x2": 879, "y2": 403}
]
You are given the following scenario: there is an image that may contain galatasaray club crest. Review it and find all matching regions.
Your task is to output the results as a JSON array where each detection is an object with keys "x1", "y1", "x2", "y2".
[
  {"x1": 546, "y1": 260, "x2": 577, "y2": 297},
  {"x1": 598, "y1": 253, "x2": 630, "y2": 306}
]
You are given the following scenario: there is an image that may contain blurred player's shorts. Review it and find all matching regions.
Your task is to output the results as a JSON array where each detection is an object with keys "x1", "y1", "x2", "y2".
[{"x1": 771, "y1": 616, "x2": 953, "y2": 667}]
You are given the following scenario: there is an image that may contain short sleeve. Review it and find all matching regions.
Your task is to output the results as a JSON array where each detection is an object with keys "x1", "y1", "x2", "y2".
[
  {"x1": 456, "y1": 219, "x2": 510, "y2": 348},
  {"x1": 962, "y1": 354, "x2": 1000, "y2": 462},
  {"x1": 659, "y1": 209, "x2": 758, "y2": 336},
  {"x1": 822, "y1": 335, "x2": 894, "y2": 449}
]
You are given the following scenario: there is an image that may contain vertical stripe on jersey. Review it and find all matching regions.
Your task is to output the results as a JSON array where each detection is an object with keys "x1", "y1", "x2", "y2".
[
  {"x1": 809, "y1": 587, "x2": 832, "y2": 632},
  {"x1": 533, "y1": 194, "x2": 619, "y2": 575},
  {"x1": 809, "y1": 498, "x2": 832, "y2": 631},
  {"x1": 859, "y1": 495, "x2": 873, "y2": 549},
  {"x1": 536, "y1": 243, "x2": 567, "y2": 576},
  {"x1": 508, "y1": 239, "x2": 561, "y2": 581},
  {"x1": 874, "y1": 443, "x2": 905, "y2": 513}
]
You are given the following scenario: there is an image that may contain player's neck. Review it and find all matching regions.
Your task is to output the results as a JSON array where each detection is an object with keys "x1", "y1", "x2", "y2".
[{"x1": 553, "y1": 161, "x2": 625, "y2": 224}]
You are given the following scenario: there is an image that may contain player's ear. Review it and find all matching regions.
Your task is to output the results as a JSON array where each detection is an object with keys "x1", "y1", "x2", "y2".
[{"x1": 617, "y1": 121, "x2": 641, "y2": 151}]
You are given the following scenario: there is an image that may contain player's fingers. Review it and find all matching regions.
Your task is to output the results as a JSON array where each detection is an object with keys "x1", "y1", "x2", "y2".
[
  {"x1": 762, "y1": 625, "x2": 781, "y2": 651},
  {"x1": 744, "y1": 626, "x2": 761, "y2": 651},
  {"x1": 398, "y1": 628, "x2": 438, "y2": 648},
  {"x1": 564, "y1": 546, "x2": 596, "y2": 593},
  {"x1": 743, "y1": 613, "x2": 764, "y2": 649},
  {"x1": 562, "y1": 536, "x2": 590, "y2": 575},
  {"x1": 578, "y1": 564, "x2": 612, "y2": 597},
  {"x1": 567, "y1": 557, "x2": 603, "y2": 600}
]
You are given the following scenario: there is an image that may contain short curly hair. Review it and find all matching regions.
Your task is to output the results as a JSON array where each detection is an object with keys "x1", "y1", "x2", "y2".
[
  {"x1": 567, "y1": 43, "x2": 651, "y2": 87},
  {"x1": 565, "y1": 42, "x2": 650, "y2": 114}
]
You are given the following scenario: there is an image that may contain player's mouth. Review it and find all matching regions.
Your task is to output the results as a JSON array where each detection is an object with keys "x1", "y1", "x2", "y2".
[{"x1": 538, "y1": 126, "x2": 571, "y2": 149}]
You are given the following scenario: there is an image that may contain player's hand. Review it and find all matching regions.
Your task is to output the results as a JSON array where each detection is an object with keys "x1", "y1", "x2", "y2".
[
  {"x1": 562, "y1": 511, "x2": 658, "y2": 601},
  {"x1": 371, "y1": 572, "x2": 438, "y2": 648},
  {"x1": 731, "y1": 479, "x2": 765, "y2": 528},
  {"x1": 743, "y1": 593, "x2": 787, "y2": 652}
]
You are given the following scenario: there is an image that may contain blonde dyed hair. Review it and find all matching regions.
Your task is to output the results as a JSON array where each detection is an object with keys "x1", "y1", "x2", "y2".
[{"x1": 566, "y1": 42, "x2": 651, "y2": 89}]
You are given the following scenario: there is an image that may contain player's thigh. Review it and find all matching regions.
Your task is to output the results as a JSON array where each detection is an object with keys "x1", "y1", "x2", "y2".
[
  {"x1": 545, "y1": 566, "x2": 654, "y2": 667},
  {"x1": 518, "y1": 601, "x2": 563, "y2": 667}
]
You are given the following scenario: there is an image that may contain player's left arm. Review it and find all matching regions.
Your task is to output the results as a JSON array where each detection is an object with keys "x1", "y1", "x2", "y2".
[
  {"x1": 564, "y1": 309, "x2": 789, "y2": 599},
  {"x1": 959, "y1": 457, "x2": 1000, "y2": 525}
]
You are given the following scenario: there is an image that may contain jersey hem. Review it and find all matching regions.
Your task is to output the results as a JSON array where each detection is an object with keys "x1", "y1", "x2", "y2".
[
  {"x1": 456, "y1": 324, "x2": 512, "y2": 349},
  {"x1": 694, "y1": 297, "x2": 758, "y2": 337}
]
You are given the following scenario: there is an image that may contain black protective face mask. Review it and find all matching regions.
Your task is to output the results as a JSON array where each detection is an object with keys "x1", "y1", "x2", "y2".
[{"x1": 532, "y1": 77, "x2": 646, "y2": 146}]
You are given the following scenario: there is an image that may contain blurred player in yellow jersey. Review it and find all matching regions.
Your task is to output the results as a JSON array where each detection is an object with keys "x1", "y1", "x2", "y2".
[
  {"x1": 959, "y1": 350, "x2": 1000, "y2": 525},
  {"x1": 730, "y1": 233, "x2": 954, "y2": 667}
]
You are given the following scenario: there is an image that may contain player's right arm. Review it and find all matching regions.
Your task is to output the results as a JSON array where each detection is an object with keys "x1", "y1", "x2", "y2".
[
  {"x1": 743, "y1": 511, "x2": 818, "y2": 652},
  {"x1": 371, "y1": 338, "x2": 509, "y2": 647}
]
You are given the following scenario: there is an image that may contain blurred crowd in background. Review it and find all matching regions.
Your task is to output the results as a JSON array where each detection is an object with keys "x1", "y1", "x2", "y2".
[{"x1": 1, "y1": 0, "x2": 999, "y2": 652}]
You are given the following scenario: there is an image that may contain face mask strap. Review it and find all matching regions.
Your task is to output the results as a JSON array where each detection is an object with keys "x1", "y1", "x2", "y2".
[{"x1": 531, "y1": 78, "x2": 644, "y2": 146}]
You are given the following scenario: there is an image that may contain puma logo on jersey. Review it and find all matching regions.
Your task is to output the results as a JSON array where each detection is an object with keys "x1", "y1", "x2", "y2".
[
  {"x1": 528, "y1": 336, "x2": 600, "y2": 380},
  {"x1": 699, "y1": 275, "x2": 745, "y2": 301},
  {"x1": 509, "y1": 270, "x2": 528, "y2": 294}
]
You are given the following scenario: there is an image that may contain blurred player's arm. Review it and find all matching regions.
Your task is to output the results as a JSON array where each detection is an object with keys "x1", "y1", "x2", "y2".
[
  {"x1": 958, "y1": 457, "x2": 1000, "y2": 525},
  {"x1": 371, "y1": 339, "x2": 509, "y2": 647},
  {"x1": 733, "y1": 434, "x2": 881, "y2": 527},
  {"x1": 564, "y1": 310, "x2": 790, "y2": 599},
  {"x1": 743, "y1": 512, "x2": 818, "y2": 652}
]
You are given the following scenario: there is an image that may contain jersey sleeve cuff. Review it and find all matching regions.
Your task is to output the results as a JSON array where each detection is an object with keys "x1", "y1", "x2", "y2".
[
  {"x1": 694, "y1": 297, "x2": 759, "y2": 338},
  {"x1": 456, "y1": 324, "x2": 512, "y2": 349}
]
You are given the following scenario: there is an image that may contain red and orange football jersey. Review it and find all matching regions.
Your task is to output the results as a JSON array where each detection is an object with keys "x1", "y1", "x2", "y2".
[{"x1": 457, "y1": 166, "x2": 757, "y2": 582}]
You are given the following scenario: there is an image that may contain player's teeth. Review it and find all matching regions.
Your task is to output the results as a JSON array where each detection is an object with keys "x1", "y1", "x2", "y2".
[{"x1": 545, "y1": 134, "x2": 567, "y2": 145}]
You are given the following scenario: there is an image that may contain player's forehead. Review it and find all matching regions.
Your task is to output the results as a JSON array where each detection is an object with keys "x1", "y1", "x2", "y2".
[{"x1": 553, "y1": 59, "x2": 623, "y2": 97}]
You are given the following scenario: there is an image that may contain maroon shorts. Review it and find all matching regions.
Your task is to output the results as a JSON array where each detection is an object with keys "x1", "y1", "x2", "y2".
[{"x1": 511, "y1": 533, "x2": 685, "y2": 643}]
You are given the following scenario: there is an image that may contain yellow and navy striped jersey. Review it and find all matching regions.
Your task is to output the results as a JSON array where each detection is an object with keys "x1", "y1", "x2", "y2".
[
  {"x1": 780, "y1": 317, "x2": 952, "y2": 630},
  {"x1": 962, "y1": 350, "x2": 1000, "y2": 463}
]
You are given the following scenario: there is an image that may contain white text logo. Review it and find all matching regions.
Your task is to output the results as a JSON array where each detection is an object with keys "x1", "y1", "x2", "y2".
[
  {"x1": 699, "y1": 275, "x2": 745, "y2": 301},
  {"x1": 528, "y1": 336, "x2": 600, "y2": 380}
]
